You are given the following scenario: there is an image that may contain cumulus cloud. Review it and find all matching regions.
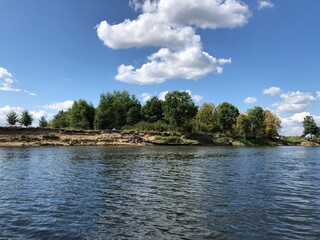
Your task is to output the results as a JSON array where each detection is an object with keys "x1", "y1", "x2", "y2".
[
  {"x1": 0, "y1": 105, "x2": 24, "y2": 123},
  {"x1": 97, "y1": 0, "x2": 250, "y2": 84},
  {"x1": 258, "y1": 0, "x2": 274, "y2": 10},
  {"x1": 42, "y1": 100, "x2": 74, "y2": 111},
  {"x1": 157, "y1": 90, "x2": 203, "y2": 102},
  {"x1": 0, "y1": 67, "x2": 36, "y2": 96},
  {"x1": 140, "y1": 93, "x2": 153, "y2": 103},
  {"x1": 244, "y1": 97, "x2": 257, "y2": 104},
  {"x1": 263, "y1": 86, "x2": 281, "y2": 96},
  {"x1": 273, "y1": 91, "x2": 316, "y2": 113},
  {"x1": 159, "y1": 91, "x2": 169, "y2": 101},
  {"x1": 280, "y1": 112, "x2": 320, "y2": 136},
  {"x1": 317, "y1": 91, "x2": 320, "y2": 98}
]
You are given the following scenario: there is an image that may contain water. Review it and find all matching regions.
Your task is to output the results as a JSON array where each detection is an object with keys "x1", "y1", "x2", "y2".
[{"x1": 0, "y1": 146, "x2": 319, "y2": 239}]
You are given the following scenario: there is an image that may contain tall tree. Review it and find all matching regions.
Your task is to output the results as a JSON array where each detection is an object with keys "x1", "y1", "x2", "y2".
[
  {"x1": 163, "y1": 91, "x2": 198, "y2": 131},
  {"x1": 303, "y1": 116, "x2": 318, "y2": 137},
  {"x1": 264, "y1": 110, "x2": 281, "y2": 138},
  {"x1": 235, "y1": 113, "x2": 250, "y2": 138},
  {"x1": 193, "y1": 103, "x2": 216, "y2": 132},
  {"x1": 39, "y1": 116, "x2": 48, "y2": 128},
  {"x1": 6, "y1": 111, "x2": 19, "y2": 126},
  {"x1": 19, "y1": 110, "x2": 34, "y2": 127},
  {"x1": 69, "y1": 99, "x2": 95, "y2": 130},
  {"x1": 247, "y1": 107, "x2": 266, "y2": 138},
  {"x1": 141, "y1": 96, "x2": 163, "y2": 123},
  {"x1": 215, "y1": 102, "x2": 239, "y2": 133},
  {"x1": 50, "y1": 110, "x2": 70, "y2": 129}
]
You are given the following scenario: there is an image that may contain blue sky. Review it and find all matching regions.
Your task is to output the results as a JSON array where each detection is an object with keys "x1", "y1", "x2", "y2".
[{"x1": 1, "y1": 0, "x2": 320, "y2": 135}]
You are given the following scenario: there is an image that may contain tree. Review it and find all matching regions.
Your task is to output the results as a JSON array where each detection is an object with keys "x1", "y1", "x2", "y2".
[
  {"x1": 163, "y1": 91, "x2": 198, "y2": 131},
  {"x1": 39, "y1": 116, "x2": 48, "y2": 128},
  {"x1": 246, "y1": 107, "x2": 266, "y2": 138},
  {"x1": 141, "y1": 96, "x2": 163, "y2": 123},
  {"x1": 303, "y1": 116, "x2": 318, "y2": 137},
  {"x1": 215, "y1": 102, "x2": 239, "y2": 133},
  {"x1": 94, "y1": 91, "x2": 141, "y2": 130},
  {"x1": 50, "y1": 110, "x2": 69, "y2": 129},
  {"x1": 19, "y1": 110, "x2": 34, "y2": 127},
  {"x1": 235, "y1": 113, "x2": 250, "y2": 138},
  {"x1": 6, "y1": 111, "x2": 19, "y2": 126},
  {"x1": 68, "y1": 99, "x2": 95, "y2": 130},
  {"x1": 264, "y1": 110, "x2": 281, "y2": 138},
  {"x1": 193, "y1": 103, "x2": 216, "y2": 132}
]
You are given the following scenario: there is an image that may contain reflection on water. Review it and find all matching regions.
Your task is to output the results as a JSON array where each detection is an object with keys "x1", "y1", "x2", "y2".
[{"x1": 0, "y1": 146, "x2": 320, "y2": 239}]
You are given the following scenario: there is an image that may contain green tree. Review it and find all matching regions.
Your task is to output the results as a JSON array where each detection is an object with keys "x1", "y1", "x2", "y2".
[
  {"x1": 163, "y1": 91, "x2": 198, "y2": 131},
  {"x1": 215, "y1": 102, "x2": 239, "y2": 133},
  {"x1": 68, "y1": 99, "x2": 95, "y2": 130},
  {"x1": 19, "y1": 110, "x2": 34, "y2": 127},
  {"x1": 50, "y1": 110, "x2": 69, "y2": 129},
  {"x1": 141, "y1": 96, "x2": 163, "y2": 123},
  {"x1": 193, "y1": 103, "x2": 215, "y2": 132},
  {"x1": 235, "y1": 113, "x2": 250, "y2": 138},
  {"x1": 247, "y1": 107, "x2": 266, "y2": 138},
  {"x1": 264, "y1": 110, "x2": 281, "y2": 138},
  {"x1": 303, "y1": 116, "x2": 318, "y2": 137},
  {"x1": 39, "y1": 116, "x2": 48, "y2": 128},
  {"x1": 6, "y1": 111, "x2": 19, "y2": 126},
  {"x1": 94, "y1": 91, "x2": 141, "y2": 130}
]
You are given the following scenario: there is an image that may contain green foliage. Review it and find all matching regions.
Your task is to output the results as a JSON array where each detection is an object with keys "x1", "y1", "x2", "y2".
[
  {"x1": 235, "y1": 113, "x2": 250, "y2": 138},
  {"x1": 94, "y1": 91, "x2": 141, "y2": 130},
  {"x1": 303, "y1": 116, "x2": 318, "y2": 137},
  {"x1": 50, "y1": 110, "x2": 70, "y2": 129},
  {"x1": 264, "y1": 110, "x2": 281, "y2": 138},
  {"x1": 215, "y1": 102, "x2": 239, "y2": 133},
  {"x1": 163, "y1": 91, "x2": 198, "y2": 131},
  {"x1": 39, "y1": 116, "x2": 48, "y2": 128},
  {"x1": 68, "y1": 99, "x2": 95, "y2": 130},
  {"x1": 141, "y1": 97, "x2": 163, "y2": 123},
  {"x1": 19, "y1": 110, "x2": 34, "y2": 127},
  {"x1": 123, "y1": 121, "x2": 173, "y2": 132},
  {"x1": 193, "y1": 103, "x2": 216, "y2": 132},
  {"x1": 6, "y1": 111, "x2": 19, "y2": 126},
  {"x1": 246, "y1": 107, "x2": 266, "y2": 138}
]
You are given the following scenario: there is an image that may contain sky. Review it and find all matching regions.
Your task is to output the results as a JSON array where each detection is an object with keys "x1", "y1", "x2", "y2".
[{"x1": 1, "y1": 0, "x2": 320, "y2": 135}]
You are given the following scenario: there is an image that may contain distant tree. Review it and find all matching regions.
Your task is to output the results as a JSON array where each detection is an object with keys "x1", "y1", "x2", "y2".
[
  {"x1": 39, "y1": 116, "x2": 48, "y2": 128},
  {"x1": 141, "y1": 97, "x2": 163, "y2": 123},
  {"x1": 50, "y1": 110, "x2": 69, "y2": 129},
  {"x1": 6, "y1": 111, "x2": 19, "y2": 126},
  {"x1": 264, "y1": 110, "x2": 281, "y2": 138},
  {"x1": 303, "y1": 116, "x2": 318, "y2": 137},
  {"x1": 163, "y1": 91, "x2": 198, "y2": 131},
  {"x1": 68, "y1": 99, "x2": 95, "y2": 130},
  {"x1": 215, "y1": 102, "x2": 239, "y2": 133},
  {"x1": 19, "y1": 110, "x2": 34, "y2": 127},
  {"x1": 193, "y1": 103, "x2": 216, "y2": 132},
  {"x1": 235, "y1": 113, "x2": 250, "y2": 138},
  {"x1": 246, "y1": 107, "x2": 266, "y2": 138},
  {"x1": 94, "y1": 91, "x2": 141, "y2": 130}
]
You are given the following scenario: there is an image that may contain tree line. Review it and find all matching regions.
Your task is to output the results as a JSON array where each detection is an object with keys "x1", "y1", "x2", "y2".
[{"x1": 6, "y1": 90, "x2": 282, "y2": 139}]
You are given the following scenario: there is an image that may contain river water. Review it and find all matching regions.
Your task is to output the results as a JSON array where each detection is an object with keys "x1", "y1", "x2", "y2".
[{"x1": 0, "y1": 146, "x2": 319, "y2": 239}]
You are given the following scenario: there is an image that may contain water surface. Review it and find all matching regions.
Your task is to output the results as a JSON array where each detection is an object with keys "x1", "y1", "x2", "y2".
[{"x1": 0, "y1": 146, "x2": 319, "y2": 239}]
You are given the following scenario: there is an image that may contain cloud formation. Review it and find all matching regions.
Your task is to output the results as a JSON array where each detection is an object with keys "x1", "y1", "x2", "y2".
[
  {"x1": 258, "y1": 0, "x2": 274, "y2": 10},
  {"x1": 0, "y1": 67, "x2": 36, "y2": 96},
  {"x1": 263, "y1": 86, "x2": 281, "y2": 96},
  {"x1": 42, "y1": 100, "x2": 74, "y2": 111},
  {"x1": 244, "y1": 96, "x2": 257, "y2": 104},
  {"x1": 273, "y1": 91, "x2": 316, "y2": 113},
  {"x1": 97, "y1": 0, "x2": 250, "y2": 84}
]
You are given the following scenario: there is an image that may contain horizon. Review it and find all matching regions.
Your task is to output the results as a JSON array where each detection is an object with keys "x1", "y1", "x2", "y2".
[{"x1": 1, "y1": 0, "x2": 320, "y2": 135}]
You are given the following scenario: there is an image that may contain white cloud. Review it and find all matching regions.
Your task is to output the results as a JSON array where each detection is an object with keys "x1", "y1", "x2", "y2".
[
  {"x1": 140, "y1": 93, "x2": 153, "y2": 103},
  {"x1": 273, "y1": 91, "x2": 316, "y2": 113},
  {"x1": 317, "y1": 91, "x2": 320, "y2": 98},
  {"x1": 0, "y1": 67, "x2": 36, "y2": 96},
  {"x1": 244, "y1": 97, "x2": 257, "y2": 104},
  {"x1": 263, "y1": 86, "x2": 281, "y2": 96},
  {"x1": 0, "y1": 105, "x2": 24, "y2": 123},
  {"x1": 258, "y1": 0, "x2": 274, "y2": 10},
  {"x1": 158, "y1": 90, "x2": 203, "y2": 102},
  {"x1": 280, "y1": 112, "x2": 320, "y2": 136},
  {"x1": 42, "y1": 100, "x2": 74, "y2": 111},
  {"x1": 159, "y1": 91, "x2": 169, "y2": 100},
  {"x1": 97, "y1": 0, "x2": 250, "y2": 84}
]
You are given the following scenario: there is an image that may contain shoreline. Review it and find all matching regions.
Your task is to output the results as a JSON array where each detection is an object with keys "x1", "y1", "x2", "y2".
[{"x1": 0, "y1": 127, "x2": 317, "y2": 147}]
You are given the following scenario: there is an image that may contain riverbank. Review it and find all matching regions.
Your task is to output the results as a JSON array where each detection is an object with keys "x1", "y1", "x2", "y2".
[{"x1": 0, "y1": 127, "x2": 317, "y2": 147}]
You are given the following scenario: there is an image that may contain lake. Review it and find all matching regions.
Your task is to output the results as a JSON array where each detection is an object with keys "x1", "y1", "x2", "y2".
[{"x1": 0, "y1": 146, "x2": 319, "y2": 239}]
